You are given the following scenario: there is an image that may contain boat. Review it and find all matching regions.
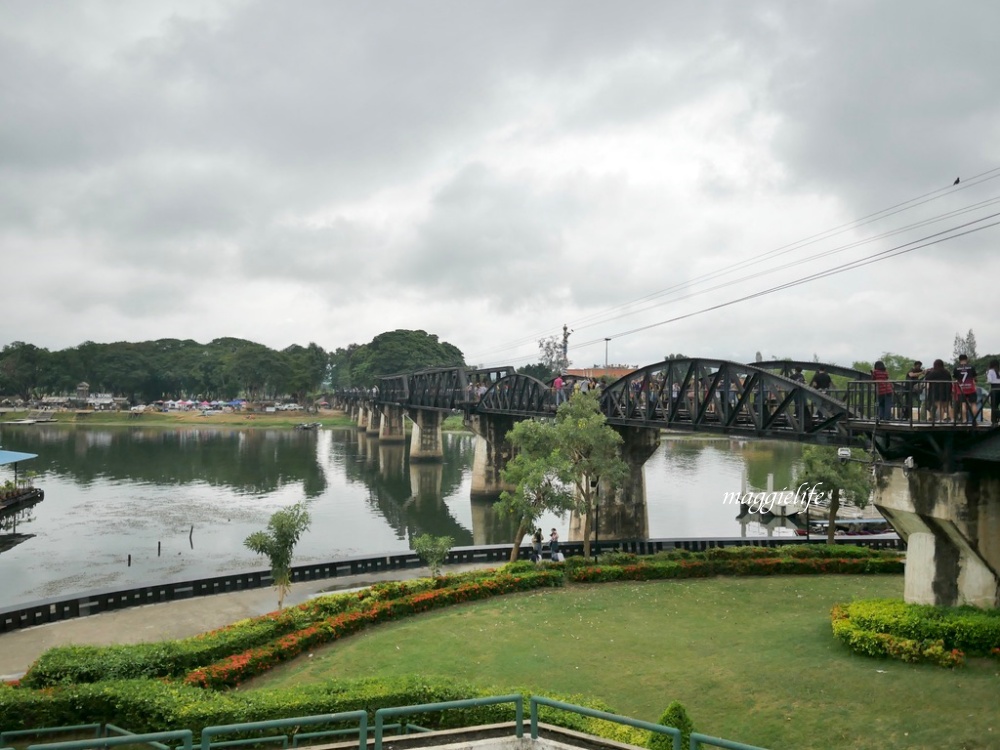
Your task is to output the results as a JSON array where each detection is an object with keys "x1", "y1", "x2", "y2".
[{"x1": 295, "y1": 422, "x2": 322, "y2": 431}]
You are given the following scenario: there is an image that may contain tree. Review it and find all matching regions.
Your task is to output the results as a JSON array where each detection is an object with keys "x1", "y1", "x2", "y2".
[
  {"x1": 796, "y1": 446, "x2": 874, "y2": 544},
  {"x1": 244, "y1": 503, "x2": 312, "y2": 609},
  {"x1": 412, "y1": 534, "x2": 453, "y2": 577},
  {"x1": 517, "y1": 362, "x2": 554, "y2": 382},
  {"x1": 538, "y1": 335, "x2": 568, "y2": 374},
  {"x1": 496, "y1": 419, "x2": 577, "y2": 562},
  {"x1": 953, "y1": 329, "x2": 978, "y2": 362},
  {"x1": 497, "y1": 392, "x2": 628, "y2": 559}
]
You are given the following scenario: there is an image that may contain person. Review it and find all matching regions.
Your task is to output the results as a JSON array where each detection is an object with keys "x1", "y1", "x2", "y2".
[
  {"x1": 871, "y1": 361, "x2": 893, "y2": 421},
  {"x1": 553, "y1": 374, "x2": 566, "y2": 406},
  {"x1": 549, "y1": 528, "x2": 560, "y2": 559},
  {"x1": 904, "y1": 361, "x2": 925, "y2": 421},
  {"x1": 809, "y1": 367, "x2": 832, "y2": 393},
  {"x1": 988, "y1": 359, "x2": 1000, "y2": 427},
  {"x1": 953, "y1": 354, "x2": 978, "y2": 424},
  {"x1": 808, "y1": 366, "x2": 833, "y2": 419},
  {"x1": 789, "y1": 367, "x2": 806, "y2": 384},
  {"x1": 532, "y1": 527, "x2": 543, "y2": 562},
  {"x1": 922, "y1": 359, "x2": 953, "y2": 423}
]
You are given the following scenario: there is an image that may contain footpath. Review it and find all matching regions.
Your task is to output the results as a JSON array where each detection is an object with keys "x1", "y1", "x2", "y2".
[{"x1": 0, "y1": 563, "x2": 491, "y2": 681}]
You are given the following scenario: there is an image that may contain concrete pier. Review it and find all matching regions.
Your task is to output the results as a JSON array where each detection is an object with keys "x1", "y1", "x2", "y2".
[{"x1": 877, "y1": 466, "x2": 1000, "y2": 608}]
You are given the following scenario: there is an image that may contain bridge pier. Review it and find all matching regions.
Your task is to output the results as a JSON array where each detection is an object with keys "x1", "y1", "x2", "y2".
[
  {"x1": 378, "y1": 405, "x2": 406, "y2": 443},
  {"x1": 355, "y1": 404, "x2": 369, "y2": 430},
  {"x1": 569, "y1": 426, "x2": 659, "y2": 544},
  {"x1": 877, "y1": 466, "x2": 1000, "y2": 608},
  {"x1": 365, "y1": 406, "x2": 381, "y2": 437},
  {"x1": 467, "y1": 414, "x2": 518, "y2": 499},
  {"x1": 408, "y1": 408, "x2": 443, "y2": 462}
]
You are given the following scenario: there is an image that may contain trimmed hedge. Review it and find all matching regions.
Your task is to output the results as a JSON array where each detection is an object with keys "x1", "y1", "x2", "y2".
[
  {"x1": 0, "y1": 674, "x2": 653, "y2": 747},
  {"x1": 568, "y1": 555, "x2": 903, "y2": 583},
  {"x1": 831, "y1": 598, "x2": 1000, "y2": 667},
  {"x1": 21, "y1": 569, "x2": 563, "y2": 690}
]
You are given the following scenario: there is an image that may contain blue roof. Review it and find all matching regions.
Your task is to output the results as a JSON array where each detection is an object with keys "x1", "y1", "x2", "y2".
[{"x1": 0, "y1": 449, "x2": 38, "y2": 467}]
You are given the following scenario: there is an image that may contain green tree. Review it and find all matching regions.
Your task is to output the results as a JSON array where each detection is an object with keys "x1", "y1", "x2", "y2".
[
  {"x1": 497, "y1": 419, "x2": 577, "y2": 562},
  {"x1": 953, "y1": 329, "x2": 978, "y2": 361},
  {"x1": 517, "y1": 362, "x2": 554, "y2": 382},
  {"x1": 412, "y1": 534, "x2": 454, "y2": 577},
  {"x1": 0, "y1": 342, "x2": 48, "y2": 401},
  {"x1": 797, "y1": 446, "x2": 874, "y2": 543},
  {"x1": 347, "y1": 329, "x2": 464, "y2": 386},
  {"x1": 243, "y1": 503, "x2": 312, "y2": 609},
  {"x1": 499, "y1": 392, "x2": 628, "y2": 559}
]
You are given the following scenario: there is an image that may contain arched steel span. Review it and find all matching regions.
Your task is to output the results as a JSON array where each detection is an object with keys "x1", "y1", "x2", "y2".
[
  {"x1": 376, "y1": 366, "x2": 518, "y2": 412},
  {"x1": 598, "y1": 358, "x2": 854, "y2": 444},
  {"x1": 475, "y1": 359, "x2": 855, "y2": 445},
  {"x1": 748, "y1": 360, "x2": 872, "y2": 381}
]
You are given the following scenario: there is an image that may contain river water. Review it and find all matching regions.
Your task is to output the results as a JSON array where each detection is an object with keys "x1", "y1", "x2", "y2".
[{"x1": 0, "y1": 425, "x2": 805, "y2": 608}]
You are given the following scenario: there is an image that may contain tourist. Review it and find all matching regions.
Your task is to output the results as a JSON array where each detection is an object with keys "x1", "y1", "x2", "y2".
[
  {"x1": 905, "y1": 361, "x2": 925, "y2": 421},
  {"x1": 532, "y1": 527, "x2": 543, "y2": 562},
  {"x1": 553, "y1": 373, "x2": 565, "y2": 406},
  {"x1": 953, "y1": 354, "x2": 978, "y2": 424},
  {"x1": 790, "y1": 367, "x2": 806, "y2": 384},
  {"x1": 988, "y1": 360, "x2": 1000, "y2": 427},
  {"x1": 549, "y1": 528, "x2": 560, "y2": 559},
  {"x1": 871, "y1": 361, "x2": 894, "y2": 421},
  {"x1": 809, "y1": 366, "x2": 832, "y2": 393},
  {"x1": 922, "y1": 359, "x2": 953, "y2": 423}
]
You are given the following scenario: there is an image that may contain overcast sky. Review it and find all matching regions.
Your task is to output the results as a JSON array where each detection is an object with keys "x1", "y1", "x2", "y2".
[{"x1": 3, "y1": 1, "x2": 998, "y2": 372}]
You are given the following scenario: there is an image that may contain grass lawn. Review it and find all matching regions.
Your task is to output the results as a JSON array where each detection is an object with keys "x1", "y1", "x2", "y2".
[{"x1": 245, "y1": 575, "x2": 1000, "y2": 750}]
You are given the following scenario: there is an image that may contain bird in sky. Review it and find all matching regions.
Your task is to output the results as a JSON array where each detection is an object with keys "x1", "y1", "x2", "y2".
[{"x1": 954, "y1": 177, "x2": 961, "y2": 185}]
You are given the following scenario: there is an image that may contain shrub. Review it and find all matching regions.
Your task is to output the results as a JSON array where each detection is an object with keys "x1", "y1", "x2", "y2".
[
  {"x1": 648, "y1": 701, "x2": 694, "y2": 750},
  {"x1": 831, "y1": 598, "x2": 1000, "y2": 667}
]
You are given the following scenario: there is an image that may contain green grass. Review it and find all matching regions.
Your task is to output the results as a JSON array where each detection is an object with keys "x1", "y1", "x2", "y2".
[{"x1": 244, "y1": 576, "x2": 1000, "y2": 750}]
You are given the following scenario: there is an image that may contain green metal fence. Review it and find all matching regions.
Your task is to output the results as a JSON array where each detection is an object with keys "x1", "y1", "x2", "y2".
[
  {"x1": 24, "y1": 730, "x2": 193, "y2": 750},
  {"x1": 373, "y1": 695, "x2": 524, "y2": 750},
  {"x1": 4, "y1": 697, "x2": 771, "y2": 750},
  {"x1": 199, "y1": 712, "x2": 368, "y2": 750},
  {"x1": 689, "y1": 733, "x2": 770, "y2": 750},
  {"x1": 529, "y1": 696, "x2": 681, "y2": 750}
]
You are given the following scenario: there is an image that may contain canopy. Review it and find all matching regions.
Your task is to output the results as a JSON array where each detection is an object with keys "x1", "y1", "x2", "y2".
[{"x1": 0, "y1": 449, "x2": 37, "y2": 467}]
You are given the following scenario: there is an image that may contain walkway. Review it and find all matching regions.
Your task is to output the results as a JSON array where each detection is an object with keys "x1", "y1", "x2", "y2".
[{"x1": 0, "y1": 563, "x2": 492, "y2": 681}]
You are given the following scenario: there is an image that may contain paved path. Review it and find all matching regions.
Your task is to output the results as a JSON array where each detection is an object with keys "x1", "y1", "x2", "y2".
[{"x1": 0, "y1": 564, "x2": 491, "y2": 681}]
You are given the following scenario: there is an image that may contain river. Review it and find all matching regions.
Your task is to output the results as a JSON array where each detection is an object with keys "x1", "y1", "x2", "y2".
[{"x1": 0, "y1": 424, "x2": 806, "y2": 608}]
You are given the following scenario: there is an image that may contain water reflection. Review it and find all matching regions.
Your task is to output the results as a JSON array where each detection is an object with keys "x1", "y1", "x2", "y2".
[{"x1": 0, "y1": 425, "x2": 806, "y2": 607}]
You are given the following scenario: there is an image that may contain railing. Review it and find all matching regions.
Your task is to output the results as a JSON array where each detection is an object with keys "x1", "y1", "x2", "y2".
[
  {"x1": 23, "y1": 730, "x2": 193, "y2": 750},
  {"x1": 374, "y1": 695, "x2": 523, "y2": 750},
  {"x1": 199, "y1": 712, "x2": 368, "y2": 750},
  {"x1": 845, "y1": 380, "x2": 994, "y2": 426},
  {"x1": 529, "y1": 696, "x2": 680, "y2": 750},
  {"x1": 3, "y1": 700, "x2": 773, "y2": 750},
  {"x1": 0, "y1": 537, "x2": 904, "y2": 634}
]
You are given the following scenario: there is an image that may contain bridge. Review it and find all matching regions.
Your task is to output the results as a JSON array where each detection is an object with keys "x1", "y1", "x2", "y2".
[{"x1": 333, "y1": 357, "x2": 1000, "y2": 610}]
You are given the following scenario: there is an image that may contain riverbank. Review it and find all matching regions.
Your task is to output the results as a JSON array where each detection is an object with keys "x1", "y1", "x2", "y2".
[
  {"x1": 0, "y1": 409, "x2": 476, "y2": 431},
  {"x1": 0, "y1": 409, "x2": 357, "y2": 429}
]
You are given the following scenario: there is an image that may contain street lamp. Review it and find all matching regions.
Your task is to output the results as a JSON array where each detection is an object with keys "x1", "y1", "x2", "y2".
[{"x1": 604, "y1": 338, "x2": 610, "y2": 369}]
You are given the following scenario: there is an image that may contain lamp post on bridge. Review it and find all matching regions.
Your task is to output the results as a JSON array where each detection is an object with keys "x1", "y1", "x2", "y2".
[{"x1": 605, "y1": 338, "x2": 610, "y2": 370}]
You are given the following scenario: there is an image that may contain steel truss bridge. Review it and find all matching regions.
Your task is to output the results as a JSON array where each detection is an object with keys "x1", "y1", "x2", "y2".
[{"x1": 357, "y1": 359, "x2": 1000, "y2": 470}]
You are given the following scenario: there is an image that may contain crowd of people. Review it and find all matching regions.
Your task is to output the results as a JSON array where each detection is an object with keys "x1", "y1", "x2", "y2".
[{"x1": 870, "y1": 357, "x2": 1000, "y2": 426}]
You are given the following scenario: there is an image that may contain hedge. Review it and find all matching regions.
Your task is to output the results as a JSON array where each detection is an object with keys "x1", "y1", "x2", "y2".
[
  {"x1": 831, "y1": 598, "x2": 1000, "y2": 667},
  {"x1": 21, "y1": 569, "x2": 563, "y2": 689},
  {"x1": 568, "y1": 555, "x2": 903, "y2": 583},
  {"x1": 0, "y1": 674, "x2": 655, "y2": 747}
]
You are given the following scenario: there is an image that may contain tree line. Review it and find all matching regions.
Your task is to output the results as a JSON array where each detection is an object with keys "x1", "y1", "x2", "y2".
[{"x1": 0, "y1": 329, "x2": 466, "y2": 405}]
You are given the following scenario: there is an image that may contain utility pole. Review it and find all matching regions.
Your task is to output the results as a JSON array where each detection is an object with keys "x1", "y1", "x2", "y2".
[
  {"x1": 561, "y1": 324, "x2": 571, "y2": 371},
  {"x1": 604, "y1": 338, "x2": 610, "y2": 369}
]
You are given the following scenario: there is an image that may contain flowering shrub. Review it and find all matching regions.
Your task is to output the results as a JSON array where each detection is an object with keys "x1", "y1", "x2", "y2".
[
  {"x1": 185, "y1": 570, "x2": 564, "y2": 689},
  {"x1": 21, "y1": 567, "x2": 531, "y2": 689},
  {"x1": 831, "y1": 599, "x2": 1000, "y2": 667}
]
